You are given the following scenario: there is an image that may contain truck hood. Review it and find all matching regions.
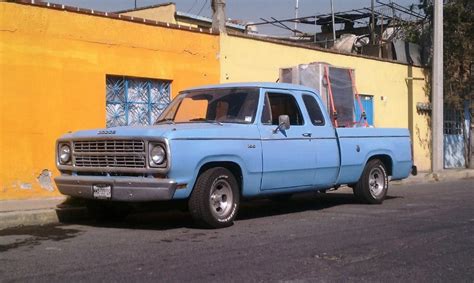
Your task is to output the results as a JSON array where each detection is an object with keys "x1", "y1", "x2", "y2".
[{"x1": 59, "y1": 123, "x2": 257, "y2": 140}]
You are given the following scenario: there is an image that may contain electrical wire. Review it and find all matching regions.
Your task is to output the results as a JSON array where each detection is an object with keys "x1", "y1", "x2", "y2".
[
  {"x1": 187, "y1": 0, "x2": 198, "y2": 13},
  {"x1": 197, "y1": 0, "x2": 208, "y2": 16}
]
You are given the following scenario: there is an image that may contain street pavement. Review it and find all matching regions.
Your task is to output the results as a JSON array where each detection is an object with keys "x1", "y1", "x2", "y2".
[{"x1": 0, "y1": 179, "x2": 473, "y2": 282}]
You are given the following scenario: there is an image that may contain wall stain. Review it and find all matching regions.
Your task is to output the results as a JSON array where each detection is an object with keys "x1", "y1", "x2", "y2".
[
  {"x1": 37, "y1": 169, "x2": 54, "y2": 192},
  {"x1": 19, "y1": 183, "x2": 32, "y2": 190}
]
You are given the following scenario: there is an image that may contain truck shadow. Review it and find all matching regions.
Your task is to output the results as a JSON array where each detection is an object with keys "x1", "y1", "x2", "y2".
[
  {"x1": 238, "y1": 192, "x2": 399, "y2": 221},
  {"x1": 67, "y1": 192, "x2": 400, "y2": 231}
]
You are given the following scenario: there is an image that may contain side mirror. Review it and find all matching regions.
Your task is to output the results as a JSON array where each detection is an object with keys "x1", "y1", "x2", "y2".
[{"x1": 273, "y1": 115, "x2": 290, "y2": 133}]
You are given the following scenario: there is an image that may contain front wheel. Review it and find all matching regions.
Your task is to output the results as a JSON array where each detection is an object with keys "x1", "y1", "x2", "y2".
[
  {"x1": 353, "y1": 159, "x2": 388, "y2": 204},
  {"x1": 188, "y1": 167, "x2": 240, "y2": 228}
]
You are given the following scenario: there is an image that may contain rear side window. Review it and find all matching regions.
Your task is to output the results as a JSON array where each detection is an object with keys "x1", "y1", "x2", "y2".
[
  {"x1": 261, "y1": 92, "x2": 304, "y2": 125},
  {"x1": 303, "y1": 94, "x2": 325, "y2": 126}
]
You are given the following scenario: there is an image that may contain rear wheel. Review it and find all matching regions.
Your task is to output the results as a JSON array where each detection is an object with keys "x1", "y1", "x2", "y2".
[
  {"x1": 188, "y1": 167, "x2": 239, "y2": 228},
  {"x1": 353, "y1": 159, "x2": 388, "y2": 204}
]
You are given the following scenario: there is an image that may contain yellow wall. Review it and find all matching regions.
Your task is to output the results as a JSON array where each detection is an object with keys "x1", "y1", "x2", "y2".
[
  {"x1": 0, "y1": 3, "x2": 219, "y2": 200},
  {"x1": 220, "y1": 34, "x2": 431, "y2": 171}
]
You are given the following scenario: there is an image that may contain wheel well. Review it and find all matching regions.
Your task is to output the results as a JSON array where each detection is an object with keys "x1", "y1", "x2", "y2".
[
  {"x1": 198, "y1": 161, "x2": 243, "y2": 191},
  {"x1": 368, "y1": 155, "x2": 393, "y2": 176}
]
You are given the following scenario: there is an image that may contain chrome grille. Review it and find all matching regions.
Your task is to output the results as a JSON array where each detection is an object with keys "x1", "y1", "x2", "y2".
[
  {"x1": 75, "y1": 155, "x2": 146, "y2": 168},
  {"x1": 74, "y1": 140, "x2": 145, "y2": 153},
  {"x1": 73, "y1": 140, "x2": 146, "y2": 169}
]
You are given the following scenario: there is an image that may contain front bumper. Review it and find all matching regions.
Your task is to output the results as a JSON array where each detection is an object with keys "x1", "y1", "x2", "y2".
[{"x1": 55, "y1": 175, "x2": 177, "y2": 202}]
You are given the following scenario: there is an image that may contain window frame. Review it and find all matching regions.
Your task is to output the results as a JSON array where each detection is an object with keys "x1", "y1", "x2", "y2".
[
  {"x1": 302, "y1": 93, "x2": 326, "y2": 126},
  {"x1": 260, "y1": 91, "x2": 305, "y2": 126}
]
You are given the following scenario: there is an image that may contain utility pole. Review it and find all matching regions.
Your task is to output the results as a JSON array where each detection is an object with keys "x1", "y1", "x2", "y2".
[
  {"x1": 432, "y1": 0, "x2": 444, "y2": 172},
  {"x1": 294, "y1": 0, "x2": 299, "y2": 36},
  {"x1": 211, "y1": 0, "x2": 227, "y2": 34},
  {"x1": 330, "y1": 0, "x2": 336, "y2": 43}
]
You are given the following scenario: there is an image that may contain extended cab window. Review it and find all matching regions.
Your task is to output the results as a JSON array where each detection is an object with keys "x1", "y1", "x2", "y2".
[
  {"x1": 261, "y1": 92, "x2": 304, "y2": 125},
  {"x1": 302, "y1": 94, "x2": 325, "y2": 126}
]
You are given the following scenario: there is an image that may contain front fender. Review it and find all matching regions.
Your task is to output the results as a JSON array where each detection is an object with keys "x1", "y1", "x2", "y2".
[{"x1": 168, "y1": 139, "x2": 263, "y2": 199}]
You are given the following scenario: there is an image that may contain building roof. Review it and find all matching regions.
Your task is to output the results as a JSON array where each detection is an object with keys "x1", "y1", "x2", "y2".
[
  {"x1": 113, "y1": 2, "x2": 245, "y2": 31},
  {"x1": 175, "y1": 11, "x2": 246, "y2": 31},
  {"x1": 113, "y1": 2, "x2": 175, "y2": 14}
]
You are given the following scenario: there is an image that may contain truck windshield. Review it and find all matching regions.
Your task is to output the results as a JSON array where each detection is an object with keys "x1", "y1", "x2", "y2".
[{"x1": 155, "y1": 87, "x2": 260, "y2": 124}]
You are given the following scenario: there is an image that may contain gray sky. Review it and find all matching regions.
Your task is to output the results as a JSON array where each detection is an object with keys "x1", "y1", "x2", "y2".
[{"x1": 50, "y1": 0, "x2": 421, "y2": 35}]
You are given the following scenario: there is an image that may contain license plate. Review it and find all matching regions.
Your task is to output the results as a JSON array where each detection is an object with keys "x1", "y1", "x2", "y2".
[{"x1": 92, "y1": 184, "x2": 112, "y2": 199}]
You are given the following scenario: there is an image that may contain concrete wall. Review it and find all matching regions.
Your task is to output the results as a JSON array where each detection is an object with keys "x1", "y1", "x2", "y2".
[
  {"x1": 0, "y1": 2, "x2": 219, "y2": 200},
  {"x1": 219, "y1": 34, "x2": 431, "y2": 171}
]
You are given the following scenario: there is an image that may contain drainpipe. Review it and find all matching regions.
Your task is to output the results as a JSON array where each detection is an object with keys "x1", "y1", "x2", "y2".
[{"x1": 212, "y1": 0, "x2": 227, "y2": 34}]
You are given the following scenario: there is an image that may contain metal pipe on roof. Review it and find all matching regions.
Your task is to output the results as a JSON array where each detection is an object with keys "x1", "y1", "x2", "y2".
[
  {"x1": 295, "y1": 0, "x2": 299, "y2": 36},
  {"x1": 330, "y1": 0, "x2": 336, "y2": 43},
  {"x1": 314, "y1": 13, "x2": 317, "y2": 43},
  {"x1": 371, "y1": 0, "x2": 375, "y2": 43}
]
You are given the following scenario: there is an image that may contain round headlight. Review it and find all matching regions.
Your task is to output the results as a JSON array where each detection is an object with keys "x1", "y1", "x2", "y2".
[
  {"x1": 59, "y1": 144, "x2": 71, "y2": 164},
  {"x1": 150, "y1": 145, "x2": 166, "y2": 165}
]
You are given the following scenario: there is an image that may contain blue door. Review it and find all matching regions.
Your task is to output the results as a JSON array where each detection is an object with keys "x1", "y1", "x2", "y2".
[
  {"x1": 354, "y1": 95, "x2": 374, "y2": 126},
  {"x1": 258, "y1": 90, "x2": 316, "y2": 191}
]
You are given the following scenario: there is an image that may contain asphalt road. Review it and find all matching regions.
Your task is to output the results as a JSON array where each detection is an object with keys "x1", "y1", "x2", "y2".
[{"x1": 1, "y1": 180, "x2": 473, "y2": 282}]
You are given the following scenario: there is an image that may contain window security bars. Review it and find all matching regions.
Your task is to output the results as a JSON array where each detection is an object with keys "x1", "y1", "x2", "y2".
[{"x1": 106, "y1": 76, "x2": 171, "y2": 127}]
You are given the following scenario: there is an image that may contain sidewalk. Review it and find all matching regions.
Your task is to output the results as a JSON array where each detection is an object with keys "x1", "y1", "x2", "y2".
[
  {"x1": 1, "y1": 169, "x2": 473, "y2": 230},
  {"x1": 0, "y1": 196, "x2": 87, "y2": 230},
  {"x1": 391, "y1": 168, "x2": 474, "y2": 185}
]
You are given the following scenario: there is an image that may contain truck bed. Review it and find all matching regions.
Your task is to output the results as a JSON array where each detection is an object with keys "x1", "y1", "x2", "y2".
[{"x1": 336, "y1": 128, "x2": 412, "y2": 184}]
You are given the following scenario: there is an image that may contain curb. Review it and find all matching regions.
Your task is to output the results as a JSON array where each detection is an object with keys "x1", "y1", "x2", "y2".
[
  {"x1": 392, "y1": 169, "x2": 474, "y2": 185},
  {"x1": 0, "y1": 202, "x2": 88, "y2": 231},
  {"x1": 0, "y1": 209, "x2": 59, "y2": 230}
]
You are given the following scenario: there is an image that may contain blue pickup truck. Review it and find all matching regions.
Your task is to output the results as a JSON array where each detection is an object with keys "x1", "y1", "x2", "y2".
[{"x1": 55, "y1": 83, "x2": 415, "y2": 228}]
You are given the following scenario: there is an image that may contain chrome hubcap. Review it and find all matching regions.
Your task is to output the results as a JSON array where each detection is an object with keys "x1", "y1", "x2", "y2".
[
  {"x1": 369, "y1": 167, "x2": 385, "y2": 198},
  {"x1": 209, "y1": 179, "x2": 233, "y2": 218}
]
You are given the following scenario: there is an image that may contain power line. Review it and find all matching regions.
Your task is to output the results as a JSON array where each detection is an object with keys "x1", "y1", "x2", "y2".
[
  {"x1": 197, "y1": 0, "x2": 208, "y2": 16},
  {"x1": 187, "y1": 0, "x2": 198, "y2": 13}
]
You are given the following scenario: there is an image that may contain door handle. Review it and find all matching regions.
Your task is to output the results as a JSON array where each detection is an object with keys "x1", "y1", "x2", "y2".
[{"x1": 302, "y1": 133, "x2": 312, "y2": 137}]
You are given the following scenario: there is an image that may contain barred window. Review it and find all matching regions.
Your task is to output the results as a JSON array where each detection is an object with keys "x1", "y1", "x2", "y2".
[
  {"x1": 106, "y1": 75, "x2": 171, "y2": 127},
  {"x1": 443, "y1": 108, "x2": 463, "y2": 135}
]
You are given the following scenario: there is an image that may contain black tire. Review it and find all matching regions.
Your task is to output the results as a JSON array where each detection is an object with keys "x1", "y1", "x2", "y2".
[
  {"x1": 86, "y1": 201, "x2": 131, "y2": 222},
  {"x1": 188, "y1": 167, "x2": 240, "y2": 228},
  {"x1": 353, "y1": 159, "x2": 388, "y2": 204}
]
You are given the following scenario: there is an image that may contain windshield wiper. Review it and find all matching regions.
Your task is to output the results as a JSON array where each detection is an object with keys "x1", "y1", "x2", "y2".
[
  {"x1": 154, "y1": 118, "x2": 175, "y2": 125},
  {"x1": 189, "y1": 118, "x2": 223, "y2": 126}
]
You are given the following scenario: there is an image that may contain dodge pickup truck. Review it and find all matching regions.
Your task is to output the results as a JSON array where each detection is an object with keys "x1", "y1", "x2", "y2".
[{"x1": 55, "y1": 83, "x2": 415, "y2": 228}]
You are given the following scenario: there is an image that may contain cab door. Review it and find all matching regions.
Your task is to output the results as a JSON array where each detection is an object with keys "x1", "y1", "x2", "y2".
[
  {"x1": 258, "y1": 90, "x2": 316, "y2": 191},
  {"x1": 300, "y1": 93, "x2": 340, "y2": 188}
]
